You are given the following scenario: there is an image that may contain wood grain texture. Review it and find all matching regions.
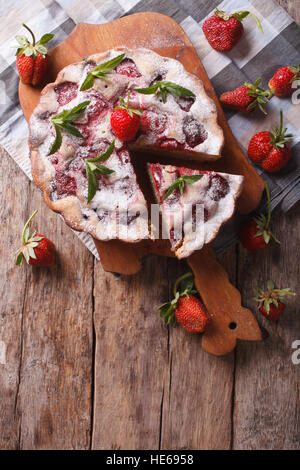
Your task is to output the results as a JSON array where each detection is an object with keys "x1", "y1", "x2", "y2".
[
  {"x1": 276, "y1": 0, "x2": 300, "y2": 23},
  {"x1": 0, "y1": 147, "x2": 94, "y2": 449},
  {"x1": 233, "y1": 204, "x2": 300, "y2": 450}
]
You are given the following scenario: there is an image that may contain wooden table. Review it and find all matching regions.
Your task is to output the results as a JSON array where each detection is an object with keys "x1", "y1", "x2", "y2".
[{"x1": 0, "y1": 1, "x2": 299, "y2": 450}]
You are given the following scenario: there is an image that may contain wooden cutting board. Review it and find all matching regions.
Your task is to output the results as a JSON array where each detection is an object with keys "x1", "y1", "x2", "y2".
[{"x1": 19, "y1": 12, "x2": 264, "y2": 355}]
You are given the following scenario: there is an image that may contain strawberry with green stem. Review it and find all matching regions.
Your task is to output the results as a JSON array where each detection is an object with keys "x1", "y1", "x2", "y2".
[
  {"x1": 110, "y1": 91, "x2": 143, "y2": 141},
  {"x1": 254, "y1": 280, "x2": 295, "y2": 322},
  {"x1": 248, "y1": 110, "x2": 293, "y2": 172},
  {"x1": 14, "y1": 24, "x2": 54, "y2": 86},
  {"x1": 15, "y1": 210, "x2": 55, "y2": 267},
  {"x1": 220, "y1": 78, "x2": 272, "y2": 114},
  {"x1": 269, "y1": 63, "x2": 300, "y2": 97},
  {"x1": 239, "y1": 182, "x2": 279, "y2": 251},
  {"x1": 159, "y1": 273, "x2": 211, "y2": 333},
  {"x1": 203, "y1": 9, "x2": 263, "y2": 52}
]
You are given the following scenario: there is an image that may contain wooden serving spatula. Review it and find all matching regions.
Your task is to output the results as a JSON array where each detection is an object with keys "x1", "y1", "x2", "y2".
[{"x1": 19, "y1": 13, "x2": 264, "y2": 355}]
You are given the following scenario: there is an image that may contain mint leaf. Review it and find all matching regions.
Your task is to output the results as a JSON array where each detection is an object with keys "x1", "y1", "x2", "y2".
[
  {"x1": 135, "y1": 80, "x2": 195, "y2": 103},
  {"x1": 86, "y1": 140, "x2": 115, "y2": 163},
  {"x1": 163, "y1": 174, "x2": 203, "y2": 200},
  {"x1": 80, "y1": 73, "x2": 94, "y2": 91},
  {"x1": 48, "y1": 125, "x2": 62, "y2": 155},
  {"x1": 86, "y1": 141, "x2": 115, "y2": 203},
  {"x1": 80, "y1": 53, "x2": 125, "y2": 91},
  {"x1": 49, "y1": 101, "x2": 90, "y2": 153}
]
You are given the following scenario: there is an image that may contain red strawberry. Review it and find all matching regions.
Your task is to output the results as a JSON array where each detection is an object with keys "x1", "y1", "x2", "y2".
[
  {"x1": 110, "y1": 91, "x2": 142, "y2": 141},
  {"x1": 220, "y1": 79, "x2": 272, "y2": 114},
  {"x1": 239, "y1": 182, "x2": 279, "y2": 251},
  {"x1": 15, "y1": 210, "x2": 55, "y2": 267},
  {"x1": 268, "y1": 64, "x2": 300, "y2": 97},
  {"x1": 254, "y1": 280, "x2": 295, "y2": 322},
  {"x1": 202, "y1": 9, "x2": 263, "y2": 52},
  {"x1": 248, "y1": 110, "x2": 293, "y2": 172},
  {"x1": 158, "y1": 273, "x2": 211, "y2": 333},
  {"x1": 14, "y1": 24, "x2": 54, "y2": 86}
]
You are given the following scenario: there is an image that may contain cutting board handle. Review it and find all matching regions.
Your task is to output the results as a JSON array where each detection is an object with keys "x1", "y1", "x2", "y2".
[{"x1": 187, "y1": 247, "x2": 262, "y2": 355}]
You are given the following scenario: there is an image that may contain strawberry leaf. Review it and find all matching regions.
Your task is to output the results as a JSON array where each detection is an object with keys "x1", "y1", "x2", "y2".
[{"x1": 15, "y1": 252, "x2": 23, "y2": 266}]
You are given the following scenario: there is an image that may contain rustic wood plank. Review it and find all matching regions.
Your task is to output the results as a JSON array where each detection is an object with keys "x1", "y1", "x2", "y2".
[
  {"x1": 0, "y1": 147, "x2": 30, "y2": 449},
  {"x1": 276, "y1": 0, "x2": 300, "y2": 23},
  {"x1": 233, "y1": 203, "x2": 300, "y2": 449},
  {"x1": 0, "y1": 148, "x2": 94, "y2": 449},
  {"x1": 92, "y1": 256, "x2": 169, "y2": 450},
  {"x1": 160, "y1": 250, "x2": 236, "y2": 450}
]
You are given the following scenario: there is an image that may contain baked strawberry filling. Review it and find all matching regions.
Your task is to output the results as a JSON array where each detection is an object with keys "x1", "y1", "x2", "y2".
[
  {"x1": 55, "y1": 82, "x2": 78, "y2": 106},
  {"x1": 115, "y1": 58, "x2": 142, "y2": 77}
]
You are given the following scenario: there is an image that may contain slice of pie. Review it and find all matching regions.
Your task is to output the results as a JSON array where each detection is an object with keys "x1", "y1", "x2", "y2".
[
  {"x1": 148, "y1": 163, "x2": 244, "y2": 259},
  {"x1": 29, "y1": 47, "x2": 224, "y2": 243}
]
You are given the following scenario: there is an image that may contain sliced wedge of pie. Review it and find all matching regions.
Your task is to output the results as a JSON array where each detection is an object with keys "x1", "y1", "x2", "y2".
[{"x1": 148, "y1": 163, "x2": 244, "y2": 258}]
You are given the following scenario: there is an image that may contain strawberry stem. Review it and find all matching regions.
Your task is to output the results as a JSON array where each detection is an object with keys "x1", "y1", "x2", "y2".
[
  {"x1": 173, "y1": 272, "x2": 193, "y2": 297},
  {"x1": 22, "y1": 23, "x2": 36, "y2": 46},
  {"x1": 264, "y1": 182, "x2": 271, "y2": 229},
  {"x1": 22, "y1": 209, "x2": 38, "y2": 245}
]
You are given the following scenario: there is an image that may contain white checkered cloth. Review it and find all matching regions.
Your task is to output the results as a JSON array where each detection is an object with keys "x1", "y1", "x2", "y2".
[{"x1": 0, "y1": 0, "x2": 299, "y2": 259}]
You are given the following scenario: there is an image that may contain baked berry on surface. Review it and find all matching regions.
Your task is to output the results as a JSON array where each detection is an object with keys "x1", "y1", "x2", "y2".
[
  {"x1": 239, "y1": 182, "x2": 279, "y2": 251},
  {"x1": 111, "y1": 92, "x2": 142, "y2": 141},
  {"x1": 220, "y1": 79, "x2": 272, "y2": 114},
  {"x1": 254, "y1": 280, "x2": 295, "y2": 322},
  {"x1": 268, "y1": 64, "x2": 300, "y2": 97},
  {"x1": 159, "y1": 273, "x2": 211, "y2": 333},
  {"x1": 14, "y1": 24, "x2": 54, "y2": 86},
  {"x1": 248, "y1": 110, "x2": 293, "y2": 172},
  {"x1": 15, "y1": 210, "x2": 55, "y2": 267},
  {"x1": 203, "y1": 9, "x2": 263, "y2": 52}
]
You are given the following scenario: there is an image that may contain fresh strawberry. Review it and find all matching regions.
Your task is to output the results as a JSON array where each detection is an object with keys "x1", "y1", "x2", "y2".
[
  {"x1": 110, "y1": 91, "x2": 142, "y2": 141},
  {"x1": 268, "y1": 64, "x2": 300, "y2": 97},
  {"x1": 248, "y1": 110, "x2": 293, "y2": 172},
  {"x1": 239, "y1": 182, "x2": 279, "y2": 251},
  {"x1": 220, "y1": 79, "x2": 272, "y2": 114},
  {"x1": 254, "y1": 280, "x2": 295, "y2": 322},
  {"x1": 15, "y1": 210, "x2": 55, "y2": 267},
  {"x1": 14, "y1": 24, "x2": 54, "y2": 86},
  {"x1": 158, "y1": 273, "x2": 211, "y2": 333},
  {"x1": 202, "y1": 9, "x2": 263, "y2": 52}
]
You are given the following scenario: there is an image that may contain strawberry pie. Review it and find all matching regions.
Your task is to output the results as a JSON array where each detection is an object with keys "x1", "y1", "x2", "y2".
[
  {"x1": 148, "y1": 163, "x2": 244, "y2": 258},
  {"x1": 28, "y1": 47, "x2": 232, "y2": 250}
]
